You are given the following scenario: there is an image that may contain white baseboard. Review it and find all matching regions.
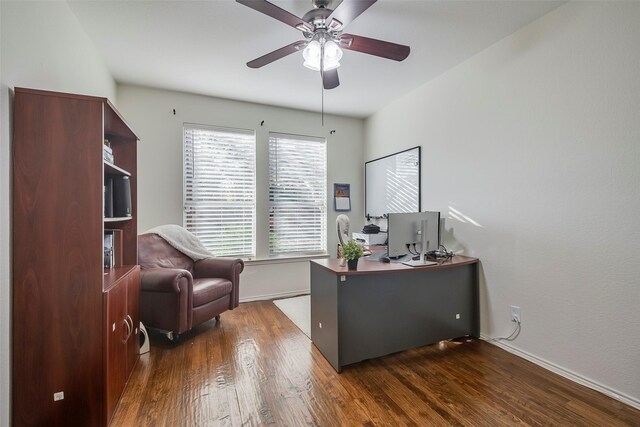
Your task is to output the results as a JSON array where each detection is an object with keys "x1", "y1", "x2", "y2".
[
  {"x1": 239, "y1": 289, "x2": 309, "y2": 303},
  {"x1": 480, "y1": 334, "x2": 640, "y2": 410}
]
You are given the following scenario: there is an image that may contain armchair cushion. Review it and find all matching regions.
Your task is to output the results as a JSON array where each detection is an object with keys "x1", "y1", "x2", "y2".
[
  {"x1": 193, "y1": 257, "x2": 244, "y2": 308},
  {"x1": 192, "y1": 278, "x2": 232, "y2": 307}
]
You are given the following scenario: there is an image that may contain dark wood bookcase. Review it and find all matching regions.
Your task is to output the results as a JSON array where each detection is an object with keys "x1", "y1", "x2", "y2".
[{"x1": 12, "y1": 87, "x2": 140, "y2": 426}]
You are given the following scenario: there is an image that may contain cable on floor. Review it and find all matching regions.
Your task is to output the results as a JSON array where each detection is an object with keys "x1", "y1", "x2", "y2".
[{"x1": 487, "y1": 319, "x2": 521, "y2": 342}]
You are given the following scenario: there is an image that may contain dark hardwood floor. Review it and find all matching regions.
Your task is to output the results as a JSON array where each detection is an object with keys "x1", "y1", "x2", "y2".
[{"x1": 112, "y1": 301, "x2": 640, "y2": 426}]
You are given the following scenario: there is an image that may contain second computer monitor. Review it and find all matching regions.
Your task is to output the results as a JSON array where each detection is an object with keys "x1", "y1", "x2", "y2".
[{"x1": 387, "y1": 211, "x2": 441, "y2": 258}]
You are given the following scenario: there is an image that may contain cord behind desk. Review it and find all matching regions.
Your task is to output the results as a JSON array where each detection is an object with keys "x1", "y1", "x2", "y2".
[{"x1": 364, "y1": 246, "x2": 454, "y2": 264}]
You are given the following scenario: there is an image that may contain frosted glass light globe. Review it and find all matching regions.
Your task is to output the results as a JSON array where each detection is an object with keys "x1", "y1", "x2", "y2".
[
  {"x1": 323, "y1": 40, "x2": 343, "y2": 71},
  {"x1": 303, "y1": 40, "x2": 322, "y2": 71}
]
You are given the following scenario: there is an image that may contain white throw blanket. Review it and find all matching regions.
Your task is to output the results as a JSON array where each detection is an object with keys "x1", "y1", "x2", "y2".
[{"x1": 142, "y1": 224, "x2": 214, "y2": 261}]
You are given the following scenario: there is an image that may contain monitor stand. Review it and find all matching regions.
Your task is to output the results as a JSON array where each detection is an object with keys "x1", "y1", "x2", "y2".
[
  {"x1": 402, "y1": 219, "x2": 438, "y2": 267},
  {"x1": 403, "y1": 259, "x2": 437, "y2": 267}
]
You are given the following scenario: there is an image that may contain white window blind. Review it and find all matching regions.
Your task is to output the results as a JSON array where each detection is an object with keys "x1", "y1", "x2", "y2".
[
  {"x1": 269, "y1": 132, "x2": 327, "y2": 256},
  {"x1": 184, "y1": 124, "x2": 256, "y2": 258}
]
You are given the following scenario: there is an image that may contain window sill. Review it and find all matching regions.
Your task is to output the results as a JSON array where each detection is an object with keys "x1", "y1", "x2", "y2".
[{"x1": 243, "y1": 253, "x2": 329, "y2": 266}]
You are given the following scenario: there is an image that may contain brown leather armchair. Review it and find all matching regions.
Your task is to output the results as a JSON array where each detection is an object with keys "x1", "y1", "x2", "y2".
[{"x1": 138, "y1": 233, "x2": 244, "y2": 341}]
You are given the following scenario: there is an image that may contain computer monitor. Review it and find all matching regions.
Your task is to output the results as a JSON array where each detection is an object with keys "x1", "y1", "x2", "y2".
[{"x1": 387, "y1": 211, "x2": 440, "y2": 258}]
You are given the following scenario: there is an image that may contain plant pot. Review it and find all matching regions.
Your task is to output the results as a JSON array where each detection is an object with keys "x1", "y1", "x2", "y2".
[{"x1": 347, "y1": 258, "x2": 359, "y2": 270}]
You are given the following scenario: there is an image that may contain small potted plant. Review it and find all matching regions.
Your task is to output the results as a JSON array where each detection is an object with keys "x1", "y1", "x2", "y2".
[{"x1": 340, "y1": 240, "x2": 364, "y2": 270}]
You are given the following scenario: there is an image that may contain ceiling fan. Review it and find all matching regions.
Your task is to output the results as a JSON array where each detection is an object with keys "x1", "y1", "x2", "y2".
[{"x1": 236, "y1": 0, "x2": 410, "y2": 90}]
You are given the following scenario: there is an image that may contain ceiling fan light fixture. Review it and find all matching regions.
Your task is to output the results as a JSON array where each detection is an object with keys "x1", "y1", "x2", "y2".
[
  {"x1": 323, "y1": 40, "x2": 342, "y2": 70},
  {"x1": 302, "y1": 39, "x2": 343, "y2": 71},
  {"x1": 303, "y1": 40, "x2": 322, "y2": 71}
]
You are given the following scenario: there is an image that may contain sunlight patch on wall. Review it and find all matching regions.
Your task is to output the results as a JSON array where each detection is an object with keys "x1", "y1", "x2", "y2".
[{"x1": 448, "y1": 206, "x2": 483, "y2": 228}]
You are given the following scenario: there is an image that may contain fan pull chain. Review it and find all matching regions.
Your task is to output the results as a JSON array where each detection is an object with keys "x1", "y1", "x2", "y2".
[{"x1": 321, "y1": 42, "x2": 325, "y2": 126}]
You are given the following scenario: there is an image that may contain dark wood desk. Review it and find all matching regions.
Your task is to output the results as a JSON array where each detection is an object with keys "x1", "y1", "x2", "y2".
[{"x1": 310, "y1": 256, "x2": 479, "y2": 372}]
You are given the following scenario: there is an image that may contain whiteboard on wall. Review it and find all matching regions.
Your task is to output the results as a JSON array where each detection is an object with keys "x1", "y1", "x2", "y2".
[{"x1": 365, "y1": 147, "x2": 421, "y2": 219}]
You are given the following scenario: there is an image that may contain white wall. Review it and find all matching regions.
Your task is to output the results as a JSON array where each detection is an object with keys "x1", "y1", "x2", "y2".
[
  {"x1": 0, "y1": 2, "x2": 117, "y2": 423},
  {"x1": 116, "y1": 84, "x2": 364, "y2": 300},
  {"x1": 365, "y1": 2, "x2": 640, "y2": 406}
]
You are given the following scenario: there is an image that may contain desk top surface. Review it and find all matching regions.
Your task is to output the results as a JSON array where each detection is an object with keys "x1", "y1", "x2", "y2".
[{"x1": 311, "y1": 255, "x2": 478, "y2": 276}]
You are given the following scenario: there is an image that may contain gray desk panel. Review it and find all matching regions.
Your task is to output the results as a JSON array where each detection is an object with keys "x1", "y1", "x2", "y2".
[
  {"x1": 310, "y1": 265, "x2": 340, "y2": 371},
  {"x1": 337, "y1": 266, "x2": 476, "y2": 367},
  {"x1": 310, "y1": 259, "x2": 479, "y2": 372}
]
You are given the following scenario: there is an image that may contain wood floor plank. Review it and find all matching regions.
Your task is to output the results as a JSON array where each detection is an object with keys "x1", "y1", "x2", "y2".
[{"x1": 110, "y1": 301, "x2": 640, "y2": 426}]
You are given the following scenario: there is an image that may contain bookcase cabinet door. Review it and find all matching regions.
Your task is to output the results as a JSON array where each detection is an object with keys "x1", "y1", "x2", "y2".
[
  {"x1": 103, "y1": 266, "x2": 140, "y2": 425},
  {"x1": 104, "y1": 281, "x2": 128, "y2": 426}
]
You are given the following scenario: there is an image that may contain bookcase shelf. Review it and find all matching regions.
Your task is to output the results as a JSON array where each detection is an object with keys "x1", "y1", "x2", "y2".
[
  {"x1": 105, "y1": 216, "x2": 133, "y2": 223},
  {"x1": 104, "y1": 160, "x2": 132, "y2": 176}
]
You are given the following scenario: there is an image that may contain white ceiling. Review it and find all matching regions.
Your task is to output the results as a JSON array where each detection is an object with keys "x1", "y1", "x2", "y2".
[{"x1": 68, "y1": 0, "x2": 563, "y2": 118}]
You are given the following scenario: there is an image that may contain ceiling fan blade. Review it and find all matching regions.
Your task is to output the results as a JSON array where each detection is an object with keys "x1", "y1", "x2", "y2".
[
  {"x1": 236, "y1": 0, "x2": 314, "y2": 32},
  {"x1": 247, "y1": 40, "x2": 307, "y2": 68},
  {"x1": 323, "y1": 69, "x2": 340, "y2": 90},
  {"x1": 325, "y1": 0, "x2": 377, "y2": 31},
  {"x1": 340, "y1": 33, "x2": 410, "y2": 61}
]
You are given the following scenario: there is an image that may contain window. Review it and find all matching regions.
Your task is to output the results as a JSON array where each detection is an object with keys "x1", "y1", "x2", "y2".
[
  {"x1": 269, "y1": 132, "x2": 327, "y2": 256},
  {"x1": 183, "y1": 124, "x2": 256, "y2": 257}
]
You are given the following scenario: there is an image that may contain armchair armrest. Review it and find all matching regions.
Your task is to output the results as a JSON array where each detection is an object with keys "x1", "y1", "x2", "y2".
[
  {"x1": 139, "y1": 267, "x2": 194, "y2": 334},
  {"x1": 140, "y1": 267, "x2": 193, "y2": 293},
  {"x1": 193, "y1": 258, "x2": 244, "y2": 281}
]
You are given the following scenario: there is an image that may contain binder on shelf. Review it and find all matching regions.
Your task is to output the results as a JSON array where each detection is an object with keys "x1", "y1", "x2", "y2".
[
  {"x1": 112, "y1": 176, "x2": 132, "y2": 217},
  {"x1": 104, "y1": 177, "x2": 113, "y2": 218}
]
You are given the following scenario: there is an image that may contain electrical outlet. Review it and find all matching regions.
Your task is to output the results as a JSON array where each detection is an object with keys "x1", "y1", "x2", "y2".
[
  {"x1": 318, "y1": 322, "x2": 322, "y2": 329},
  {"x1": 54, "y1": 391, "x2": 64, "y2": 401},
  {"x1": 510, "y1": 305, "x2": 521, "y2": 323},
  {"x1": 455, "y1": 313, "x2": 460, "y2": 320}
]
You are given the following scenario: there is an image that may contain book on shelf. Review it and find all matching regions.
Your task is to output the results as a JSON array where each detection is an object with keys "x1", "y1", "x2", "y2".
[
  {"x1": 103, "y1": 232, "x2": 114, "y2": 269},
  {"x1": 103, "y1": 151, "x2": 114, "y2": 164},
  {"x1": 103, "y1": 139, "x2": 114, "y2": 164},
  {"x1": 103, "y1": 229, "x2": 123, "y2": 269},
  {"x1": 103, "y1": 149, "x2": 114, "y2": 164}
]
